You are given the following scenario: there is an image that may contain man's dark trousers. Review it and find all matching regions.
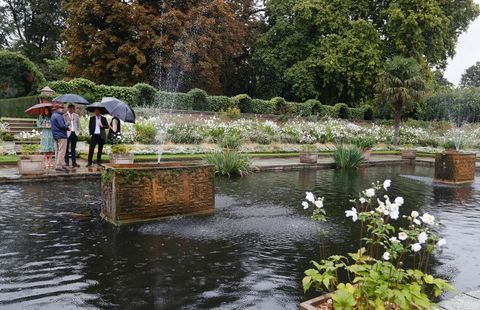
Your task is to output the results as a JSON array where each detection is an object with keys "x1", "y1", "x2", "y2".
[
  {"x1": 65, "y1": 132, "x2": 78, "y2": 165},
  {"x1": 87, "y1": 134, "x2": 104, "y2": 165}
]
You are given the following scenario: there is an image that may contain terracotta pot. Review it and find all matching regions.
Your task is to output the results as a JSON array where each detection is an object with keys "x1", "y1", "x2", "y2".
[
  {"x1": 109, "y1": 153, "x2": 134, "y2": 165},
  {"x1": 300, "y1": 293, "x2": 333, "y2": 310},
  {"x1": 362, "y1": 149, "x2": 371, "y2": 161},
  {"x1": 401, "y1": 149, "x2": 417, "y2": 160},
  {"x1": 17, "y1": 155, "x2": 45, "y2": 175},
  {"x1": 434, "y1": 152, "x2": 476, "y2": 184},
  {"x1": 300, "y1": 151, "x2": 318, "y2": 164}
]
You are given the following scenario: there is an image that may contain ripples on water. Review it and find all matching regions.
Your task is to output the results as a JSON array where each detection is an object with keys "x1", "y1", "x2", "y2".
[{"x1": 0, "y1": 165, "x2": 478, "y2": 309}]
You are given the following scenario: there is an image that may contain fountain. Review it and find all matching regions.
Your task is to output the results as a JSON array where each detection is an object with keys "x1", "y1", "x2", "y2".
[{"x1": 100, "y1": 8, "x2": 216, "y2": 225}]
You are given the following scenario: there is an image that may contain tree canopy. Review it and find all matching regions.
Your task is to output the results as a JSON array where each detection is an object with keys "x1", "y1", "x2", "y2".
[
  {"x1": 253, "y1": 0, "x2": 479, "y2": 103},
  {"x1": 460, "y1": 61, "x2": 480, "y2": 88}
]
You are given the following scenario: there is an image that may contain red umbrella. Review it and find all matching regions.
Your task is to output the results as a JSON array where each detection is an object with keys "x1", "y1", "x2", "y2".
[{"x1": 25, "y1": 103, "x2": 53, "y2": 116}]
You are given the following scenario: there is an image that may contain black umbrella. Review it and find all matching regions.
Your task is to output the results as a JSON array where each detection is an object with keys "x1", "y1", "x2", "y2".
[
  {"x1": 53, "y1": 94, "x2": 89, "y2": 105},
  {"x1": 86, "y1": 102, "x2": 109, "y2": 114},
  {"x1": 100, "y1": 97, "x2": 136, "y2": 123}
]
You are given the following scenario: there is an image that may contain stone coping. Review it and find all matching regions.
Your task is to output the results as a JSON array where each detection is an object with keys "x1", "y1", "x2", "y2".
[
  {"x1": 437, "y1": 289, "x2": 480, "y2": 310},
  {"x1": 0, "y1": 156, "x2": 479, "y2": 185}
]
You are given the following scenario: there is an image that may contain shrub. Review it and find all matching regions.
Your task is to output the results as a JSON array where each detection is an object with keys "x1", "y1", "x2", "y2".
[
  {"x1": 0, "y1": 96, "x2": 39, "y2": 118},
  {"x1": 167, "y1": 123, "x2": 203, "y2": 144},
  {"x1": 352, "y1": 136, "x2": 376, "y2": 150},
  {"x1": 111, "y1": 144, "x2": 133, "y2": 154},
  {"x1": 349, "y1": 107, "x2": 364, "y2": 120},
  {"x1": 271, "y1": 97, "x2": 287, "y2": 114},
  {"x1": 0, "y1": 51, "x2": 46, "y2": 99},
  {"x1": 319, "y1": 104, "x2": 338, "y2": 118},
  {"x1": 233, "y1": 94, "x2": 253, "y2": 113},
  {"x1": 135, "y1": 83, "x2": 157, "y2": 106},
  {"x1": 189, "y1": 88, "x2": 208, "y2": 111},
  {"x1": 204, "y1": 150, "x2": 252, "y2": 176},
  {"x1": 335, "y1": 103, "x2": 350, "y2": 119},
  {"x1": 362, "y1": 105, "x2": 374, "y2": 120},
  {"x1": 219, "y1": 134, "x2": 242, "y2": 150},
  {"x1": 20, "y1": 144, "x2": 41, "y2": 155},
  {"x1": 333, "y1": 145, "x2": 364, "y2": 169},
  {"x1": 300, "y1": 99, "x2": 322, "y2": 117},
  {"x1": 250, "y1": 99, "x2": 276, "y2": 114},
  {"x1": 219, "y1": 107, "x2": 241, "y2": 121},
  {"x1": 207, "y1": 96, "x2": 235, "y2": 112},
  {"x1": 134, "y1": 122, "x2": 157, "y2": 144},
  {"x1": 157, "y1": 91, "x2": 192, "y2": 110}
]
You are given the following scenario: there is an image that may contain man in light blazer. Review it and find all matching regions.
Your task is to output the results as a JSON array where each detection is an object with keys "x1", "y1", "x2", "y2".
[{"x1": 64, "y1": 104, "x2": 81, "y2": 167}]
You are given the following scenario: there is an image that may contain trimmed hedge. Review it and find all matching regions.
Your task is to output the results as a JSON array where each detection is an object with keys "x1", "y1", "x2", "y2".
[
  {"x1": 47, "y1": 78, "x2": 370, "y2": 119},
  {"x1": 0, "y1": 96, "x2": 39, "y2": 118}
]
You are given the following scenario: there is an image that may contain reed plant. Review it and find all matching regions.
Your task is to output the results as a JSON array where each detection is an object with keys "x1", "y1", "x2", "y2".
[{"x1": 333, "y1": 145, "x2": 364, "y2": 169}]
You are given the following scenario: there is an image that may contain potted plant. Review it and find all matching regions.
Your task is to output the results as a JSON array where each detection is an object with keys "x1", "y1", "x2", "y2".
[
  {"x1": 109, "y1": 144, "x2": 134, "y2": 165},
  {"x1": 17, "y1": 144, "x2": 45, "y2": 175},
  {"x1": 300, "y1": 180, "x2": 453, "y2": 309},
  {"x1": 401, "y1": 144, "x2": 417, "y2": 160},
  {"x1": 300, "y1": 144, "x2": 318, "y2": 164},
  {"x1": 442, "y1": 138, "x2": 461, "y2": 153},
  {"x1": 353, "y1": 136, "x2": 376, "y2": 161}
]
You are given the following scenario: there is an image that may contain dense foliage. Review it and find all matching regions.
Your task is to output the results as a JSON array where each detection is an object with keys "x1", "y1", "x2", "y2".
[
  {"x1": 0, "y1": 51, "x2": 46, "y2": 98},
  {"x1": 425, "y1": 87, "x2": 480, "y2": 125},
  {"x1": 253, "y1": 0, "x2": 479, "y2": 103},
  {"x1": 460, "y1": 61, "x2": 480, "y2": 87},
  {"x1": 204, "y1": 150, "x2": 252, "y2": 177}
]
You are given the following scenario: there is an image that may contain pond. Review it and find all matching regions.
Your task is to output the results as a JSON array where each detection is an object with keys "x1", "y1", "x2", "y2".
[{"x1": 0, "y1": 164, "x2": 479, "y2": 309}]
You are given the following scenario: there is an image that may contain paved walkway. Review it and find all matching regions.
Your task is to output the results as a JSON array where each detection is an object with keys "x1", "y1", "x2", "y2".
[
  {"x1": 438, "y1": 289, "x2": 480, "y2": 310},
  {"x1": 0, "y1": 155, "x2": 478, "y2": 184}
]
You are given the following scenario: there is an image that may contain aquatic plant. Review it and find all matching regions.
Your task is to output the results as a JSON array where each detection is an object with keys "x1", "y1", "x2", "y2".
[
  {"x1": 301, "y1": 180, "x2": 453, "y2": 309},
  {"x1": 204, "y1": 150, "x2": 252, "y2": 177},
  {"x1": 333, "y1": 145, "x2": 364, "y2": 169}
]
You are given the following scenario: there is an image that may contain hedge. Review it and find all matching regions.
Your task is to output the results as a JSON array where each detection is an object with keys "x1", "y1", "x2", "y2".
[
  {"x1": 47, "y1": 78, "x2": 370, "y2": 119},
  {"x1": 0, "y1": 96, "x2": 39, "y2": 118}
]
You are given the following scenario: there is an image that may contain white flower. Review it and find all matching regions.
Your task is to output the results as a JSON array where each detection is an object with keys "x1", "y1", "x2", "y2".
[
  {"x1": 365, "y1": 188, "x2": 375, "y2": 198},
  {"x1": 305, "y1": 192, "x2": 315, "y2": 203},
  {"x1": 383, "y1": 179, "x2": 391, "y2": 191},
  {"x1": 359, "y1": 197, "x2": 366, "y2": 204},
  {"x1": 411, "y1": 211, "x2": 419, "y2": 218},
  {"x1": 413, "y1": 219, "x2": 421, "y2": 225},
  {"x1": 398, "y1": 232, "x2": 408, "y2": 241},
  {"x1": 382, "y1": 252, "x2": 391, "y2": 260},
  {"x1": 302, "y1": 202, "x2": 309, "y2": 210},
  {"x1": 394, "y1": 197, "x2": 404, "y2": 207},
  {"x1": 418, "y1": 232, "x2": 428, "y2": 244},
  {"x1": 376, "y1": 205, "x2": 386, "y2": 214},
  {"x1": 437, "y1": 239, "x2": 446, "y2": 247},
  {"x1": 420, "y1": 213, "x2": 435, "y2": 225},
  {"x1": 345, "y1": 207, "x2": 358, "y2": 222},
  {"x1": 389, "y1": 206, "x2": 400, "y2": 220},
  {"x1": 411, "y1": 243, "x2": 422, "y2": 252},
  {"x1": 314, "y1": 198, "x2": 324, "y2": 209},
  {"x1": 389, "y1": 236, "x2": 399, "y2": 243}
]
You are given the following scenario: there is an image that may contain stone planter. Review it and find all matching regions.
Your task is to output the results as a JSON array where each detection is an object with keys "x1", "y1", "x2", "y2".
[
  {"x1": 300, "y1": 293, "x2": 333, "y2": 310},
  {"x1": 300, "y1": 151, "x2": 318, "y2": 164},
  {"x1": 434, "y1": 152, "x2": 476, "y2": 184},
  {"x1": 401, "y1": 149, "x2": 417, "y2": 160},
  {"x1": 362, "y1": 149, "x2": 372, "y2": 161},
  {"x1": 109, "y1": 153, "x2": 134, "y2": 165},
  {"x1": 101, "y1": 162, "x2": 215, "y2": 225},
  {"x1": 17, "y1": 155, "x2": 45, "y2": 175}
]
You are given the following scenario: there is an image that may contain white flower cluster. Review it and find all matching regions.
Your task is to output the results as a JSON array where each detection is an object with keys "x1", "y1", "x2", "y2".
[{"x1": 18, "y1": 129, "x2": 40, "y2": 141}]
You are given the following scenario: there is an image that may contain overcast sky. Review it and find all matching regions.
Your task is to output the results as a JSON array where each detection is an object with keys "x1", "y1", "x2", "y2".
[{"x1": 445, "y1": 0, "x2": 480, "y2": 85}]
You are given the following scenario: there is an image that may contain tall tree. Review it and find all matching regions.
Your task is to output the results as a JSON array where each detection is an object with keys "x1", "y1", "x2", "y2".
[
  {"x1": 64, "y1": 0, "x2": 246, "y2": 93},
  {"x1": 253, "y1": 0, "x2": 479, "y2": 103},
  {"x1": 0, "y1": 0, "x2": 65, "y2": 62},
  {"x1": 375, "y1": 57, "x2": 426, "y2": 145},
  {"x1": 460, "y1": 61, "x2": 480, "y2": 88}
]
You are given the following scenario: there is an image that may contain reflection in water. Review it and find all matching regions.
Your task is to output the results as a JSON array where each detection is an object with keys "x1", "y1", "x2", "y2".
[{"x1": 0, "y1": 165, "x2": 479, "y2": 309}]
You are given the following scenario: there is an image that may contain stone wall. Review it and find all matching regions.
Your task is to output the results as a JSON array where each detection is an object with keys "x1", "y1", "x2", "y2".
[{"x1": 101, "y1": 163, "x2": 215, "y2": 225}]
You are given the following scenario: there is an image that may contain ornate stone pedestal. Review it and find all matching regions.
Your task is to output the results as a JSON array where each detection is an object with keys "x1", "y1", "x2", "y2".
[
  {"x1": 101, "y1": 162, "x2": 215, "y2": 225},
  {"x1": 433, "y1": 152, "x2": 476, "y2": 184}
]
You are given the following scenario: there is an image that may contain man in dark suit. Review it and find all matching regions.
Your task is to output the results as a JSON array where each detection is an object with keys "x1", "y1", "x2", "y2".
[{"x1": 87, "y1": 108, "x2": 109, "y2": 167}]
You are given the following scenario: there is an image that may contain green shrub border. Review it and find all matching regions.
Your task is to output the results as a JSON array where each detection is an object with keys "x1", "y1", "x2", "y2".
[
  {"x1": 47, "y1": 78, "x2": 371, "y2": 120},
  {"x1": 0, "y1": 96, "x2": 39, "y2": 118}
]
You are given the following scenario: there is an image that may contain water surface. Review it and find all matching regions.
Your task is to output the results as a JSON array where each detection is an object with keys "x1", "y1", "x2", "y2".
[{"x1": 0, "y1": 165, "x2": 479, "y2": 309}]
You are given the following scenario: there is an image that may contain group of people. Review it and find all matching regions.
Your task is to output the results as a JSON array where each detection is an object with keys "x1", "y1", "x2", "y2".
[{"x1": 37, "y1": 103, "x2": 121, "y2": 171}]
